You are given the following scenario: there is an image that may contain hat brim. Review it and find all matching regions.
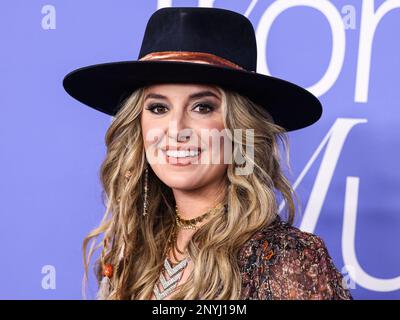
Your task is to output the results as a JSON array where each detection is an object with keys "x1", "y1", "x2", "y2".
[{"x1": 62, "y1": 60, "x2": 322, "y2": 132}]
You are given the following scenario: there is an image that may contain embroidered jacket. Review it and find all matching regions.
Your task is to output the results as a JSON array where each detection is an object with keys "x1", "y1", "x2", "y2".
[{"x1": 238, "y1": 215, "x2": 353, "y2": 300}]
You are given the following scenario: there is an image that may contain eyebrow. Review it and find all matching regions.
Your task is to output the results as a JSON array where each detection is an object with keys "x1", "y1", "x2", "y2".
[{"x1": 144, "y1": 90, "x2": 221, "y2": 102}]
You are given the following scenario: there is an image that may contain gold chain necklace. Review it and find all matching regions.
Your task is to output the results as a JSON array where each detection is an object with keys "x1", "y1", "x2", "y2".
[{"x1": 175, "y1": 202, "x2": 225, "y2": 230}]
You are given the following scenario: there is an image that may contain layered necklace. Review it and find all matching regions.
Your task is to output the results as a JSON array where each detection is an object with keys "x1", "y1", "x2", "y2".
[{"x1": 152, "y1": 202, "x2": 225, "y2": 300}]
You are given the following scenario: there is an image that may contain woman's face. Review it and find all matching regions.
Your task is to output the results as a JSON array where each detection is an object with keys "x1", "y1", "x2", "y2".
[{"x1": 140, "y1": 83, "x2": 228, "y2": 191}]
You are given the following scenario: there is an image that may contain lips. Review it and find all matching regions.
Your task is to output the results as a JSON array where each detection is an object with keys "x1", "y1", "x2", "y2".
[
  {"x1": 166, "y1": 149, "x2": 199, "y2": 157},
  {"x1": 162, "y1": 146, "x2": 202, "y2": 152},
  {"x1": 161, "y1": 146, "x2": 203, "y2": 165}
]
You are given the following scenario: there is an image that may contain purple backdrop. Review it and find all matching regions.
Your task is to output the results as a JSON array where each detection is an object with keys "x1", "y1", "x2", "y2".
[{"x1": 1, "y1": 0, "x2": 399, "y2": 299}]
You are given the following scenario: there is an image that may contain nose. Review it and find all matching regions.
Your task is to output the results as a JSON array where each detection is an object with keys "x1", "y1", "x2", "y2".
[{"x1": 167, "y1": 110, "x2": 193, "y2": 143}]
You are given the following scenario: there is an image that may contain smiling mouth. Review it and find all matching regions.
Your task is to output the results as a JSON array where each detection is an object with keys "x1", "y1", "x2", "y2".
[
  {"x1": 165, "y1": 149, "x2": 201, "y2": 158},
  {"x1": 161, "y1": 148, "x2": 203, "y2": 165}
]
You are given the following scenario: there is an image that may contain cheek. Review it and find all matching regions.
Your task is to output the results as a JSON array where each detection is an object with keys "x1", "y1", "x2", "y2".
[
  {"x1": 199, "y1": 120, "x2": 228, "y2": 164},
  {"x1": 141, "y1": 116, "x2": 163, "y2": 150}
]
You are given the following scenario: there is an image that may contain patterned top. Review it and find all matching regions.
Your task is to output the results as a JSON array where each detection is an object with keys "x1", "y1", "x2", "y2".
[{"x1": 238, "y1": 215, "x2": 353, "y2": 300}]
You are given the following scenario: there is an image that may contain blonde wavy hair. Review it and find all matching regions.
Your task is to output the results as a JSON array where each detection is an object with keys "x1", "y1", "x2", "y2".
[{"x1": 82, "y1": 84, "x2": 301, "y2": 300}]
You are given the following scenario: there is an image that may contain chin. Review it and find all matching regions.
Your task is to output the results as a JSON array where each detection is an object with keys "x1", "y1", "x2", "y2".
[
  {"x1": 150, "y1": 163, "x2": 227, "y2": 190},
  {"x1": 163, "y1": 180, "x2": 202, "y2": 191},
  {"x1": 158, "y1": 171, "x2": 203, "y2": 190}
]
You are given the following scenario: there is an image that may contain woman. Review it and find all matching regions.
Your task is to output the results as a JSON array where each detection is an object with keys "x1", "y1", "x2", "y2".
[{"x1": 63, "y1": 7, "x2": 353, "y2": 300}]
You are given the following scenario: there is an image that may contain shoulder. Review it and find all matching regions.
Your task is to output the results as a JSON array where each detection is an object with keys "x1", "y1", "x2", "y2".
[
  {"x1": 239, "y1": 215, "x2": 353, "y2": 300},
  {"x1": 239, "y1": 215, "x2": 325, "y2": 262}
]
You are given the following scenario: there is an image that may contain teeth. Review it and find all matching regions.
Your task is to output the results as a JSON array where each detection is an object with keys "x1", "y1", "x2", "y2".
[{"x1": 166, "y1": 150, "x2": 199, "y2": 158}]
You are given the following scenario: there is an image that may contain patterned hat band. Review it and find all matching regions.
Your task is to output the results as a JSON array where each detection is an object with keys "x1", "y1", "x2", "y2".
[{"x1": 139, "y1": 51, "x2": 249, "y2": 71}]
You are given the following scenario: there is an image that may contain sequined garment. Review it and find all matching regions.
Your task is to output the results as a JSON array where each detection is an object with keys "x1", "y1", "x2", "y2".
[{"x1": 238, "y1": 215, "x2": 353, "y2": 300}]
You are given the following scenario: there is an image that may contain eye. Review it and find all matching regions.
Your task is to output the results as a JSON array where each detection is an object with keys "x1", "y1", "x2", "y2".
[
  {"x1": 145, "y1": 103, "x2": 168, "y2": 114},
  {"x1": 192, "y1": 103, "x2": 215, "y2": 114}
]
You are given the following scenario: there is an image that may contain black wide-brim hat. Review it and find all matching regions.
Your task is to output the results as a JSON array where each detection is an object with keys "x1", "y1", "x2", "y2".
[{"x1": 63, "y1": 7, "x2": 322, "y2": 132}]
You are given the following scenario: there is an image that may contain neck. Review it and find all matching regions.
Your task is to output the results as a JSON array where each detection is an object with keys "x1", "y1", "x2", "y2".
[{"x1": 172, "y1": 177, "x2": 228, "y2": 221}]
